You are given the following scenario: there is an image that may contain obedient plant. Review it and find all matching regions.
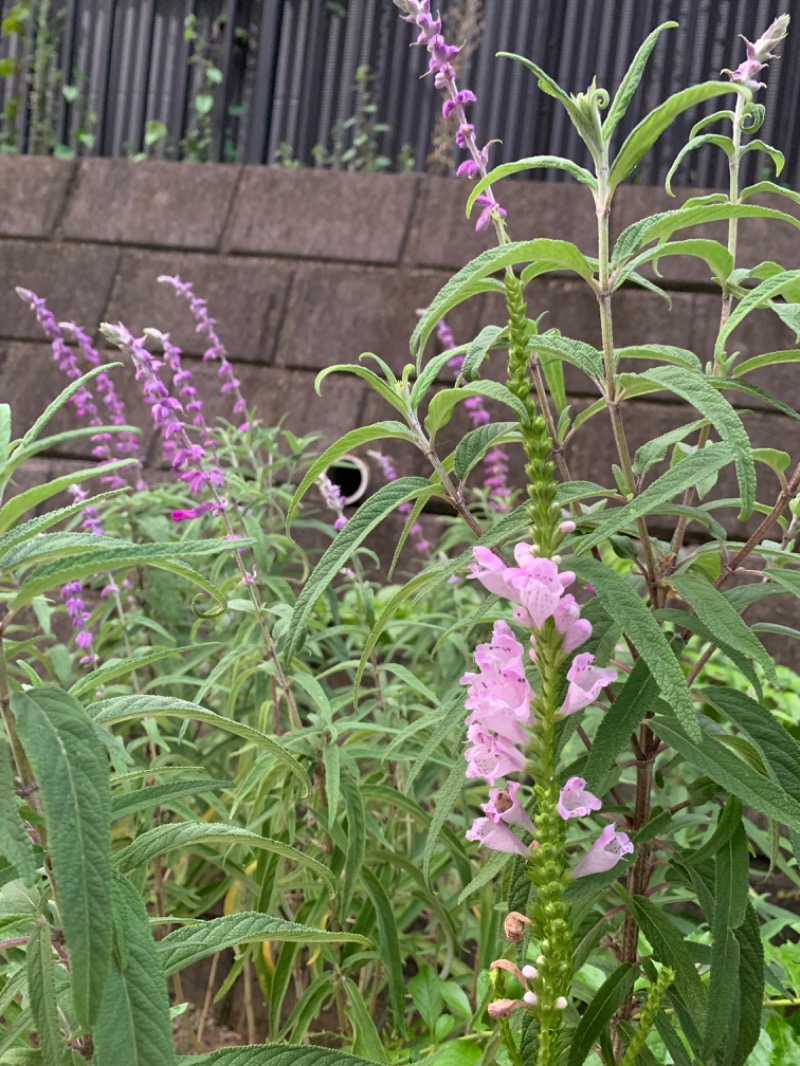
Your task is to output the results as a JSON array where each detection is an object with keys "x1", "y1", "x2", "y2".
[{"x1": 287, "y1": 8, "x2": 800, "y2": 1064}]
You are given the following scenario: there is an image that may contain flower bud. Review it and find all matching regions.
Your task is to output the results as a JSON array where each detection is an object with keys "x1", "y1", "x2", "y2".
[
  {"x1": 523, "y1": 990, "x2": 538, "y2": 1006},
  {"x1": 521, "y1": 964, "x2": 538, "y2": 980}
]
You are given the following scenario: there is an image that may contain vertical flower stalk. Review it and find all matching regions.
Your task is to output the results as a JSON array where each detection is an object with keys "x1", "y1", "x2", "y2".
[{"x1": 158, "y1": 275, "x2": 248, "y2": 427}]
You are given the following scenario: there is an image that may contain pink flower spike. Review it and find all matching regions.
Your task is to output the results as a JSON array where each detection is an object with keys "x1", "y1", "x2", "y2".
[
  {"x1": 560, "y1": 653, "x2": 617, "y2": 716},
  {"x1": 466, "y1": 816, "x2": 529, "y2": 856},
  {"x1": 557, "y1": 777, "x2": 602, "y2": 820},
  {"x1": 554, "y1": 595, "x2": 592, "y2": 654},
  {"x1": 457, "y1": 159, "x2": 478, "y2": 178},
  {"x1": 572, "y1": 824, "x2": 634, "y2": 878},
  {"x1": 468, "y1": 546, "x2": 518, "y2": 599},
  {"x1": 484, "y1": 781, "x2": 535, "y2": 833}
]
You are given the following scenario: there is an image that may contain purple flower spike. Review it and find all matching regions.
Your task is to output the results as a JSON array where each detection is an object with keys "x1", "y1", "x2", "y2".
[
  {"x1": 316, "y1": 473, "x2": 348, "y2": 531},
  {"x1": 466, "y1": 815, "x2": 529, "y2": 856},
  {"x1": 474, "y1": 193, "x2": 508, "y2": 232},
  {"x1": 572, "y1": 824, "x2": 634, "y2": 878},
  {"x1": 61, "y1": 580, "x2": 97, "y2": 666},
  {"x1": 560, "y1": 653, "x2": 617, "y2": 716},
  {"x1": 557, "y1": 777, "x2": 602, "y2": 820}
]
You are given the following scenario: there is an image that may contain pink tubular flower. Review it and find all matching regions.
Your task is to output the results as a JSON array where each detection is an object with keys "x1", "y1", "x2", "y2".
[
  {"x1": 465, "y1": 724, "x2": 527, "y2": 784},
  {"x1": 560, "y1": 653, "x2": 617, "y2": 716},
  {"x1": 557, "y1": 777, "x2": 602, "y2": 820},
  {"x1": 483, "y1": 781, "x2": 535, "y2": 833},
  {"x1": 723, "y1": 15, "x2": 789, "y2": 91},
  {"x1": 466, "y1": 815, "x2": 528, "y2": 856},
  {"x1": 474, "y1": 193, "x2": 508, "y2": 233},
  {"x1": 572, "y1": 824, "x2": 634, "y2": 878},
  {"x1": 468, "y1": 546, "x2": 520, "y2": 599},
  {"x1": 461, "y1": 620, "x2": 533, "y2": 734},
  {"x1": 554, "y1": 595, "x2": 592, "y2": 654}
]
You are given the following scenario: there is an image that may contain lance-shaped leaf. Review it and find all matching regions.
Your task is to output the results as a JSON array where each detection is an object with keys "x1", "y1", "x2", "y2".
[
  {"x1": 452, "y1": 422, "x2": 520, "y2": 482},
  {"x1": 670, "y1": 574, "x2": 775, "y2": 683},
  {"x1": 568, "y1": 964, "x2": 637, "y2": 1066},
  {"x1": 665, "y1": 133, "x2": 735, "y2": 194},
  {"x1": 603, "y1": 21, "x2": 678, "y2": 140},
  {"x1": 466, "y1": 158, "x2": 598, "y2": 216},
  {"x1": 616, "y1": 238, "x2": 733, "y2": 288},
  {"x1": 583, "y1": 657, "x2": 659, "y2": 791},
  {"x1": 0, "y1": 458, "x2": 135, "y2": 532},
  {"x1": 11, "y1": 688, "x2": 112, "y2": 1027},
  {"x1": 286, "y1": 421, "x2": 417, "y2": 529},
  {"x1": 411, "y1": 240, "x2": 596, "y2": 359},
  {"x1": 704, "y1": 819, "x2": 748, "y2": 1057},
  {"x1": 111, "y1": 778, "x2": 231, "y2": 821},
  {"x1": 570, "y1": 557, "x2": 701, "y2": 741},
  {"x1": 283, "y1": 476, "x2": 431, "y2": 662},
  {"x1": 639, "y1": 366, "x2": 755, "y2": 518},
  {"x1": 725, "y1": 902, "x2": 764, "y2": 1066},
  {"x1": 0, "y1": 735, "x2": 36, "y2": 885},
  {"x1": 89, "y1": 694, "x2": 310, "y2": 795},
  {"x1": 577, "y1": 444, "x2": 730, "y2": 552},
  {"x1": 157, "y1": 912, "x2": 370, "y2": 976},
  {"x1": 424, "y1": 381, "x2": 527, "y2": 437},
  {"x1": 27, "y1": 922, "x2": 66, "y2": 1066},
  {"x1": 609, "y1": 81, "x2": 747, "y2": 189},
  {"x1": 113, "y1": 822, "x2": 336, "y2": 895},
  {"x1": 93, "y1": 872, "x2": 175, "y2": 1066},
  {"x1": 177, "y1": 1049, "x2": 375, "y2": 1066},
  {"x1": 717, "y1": 269, "x2": 800, "y2": 363}
]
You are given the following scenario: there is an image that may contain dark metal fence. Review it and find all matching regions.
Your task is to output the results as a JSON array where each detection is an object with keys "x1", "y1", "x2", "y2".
[{"x1": 1, "y1": 0, "x2": 799, "y2": 188}]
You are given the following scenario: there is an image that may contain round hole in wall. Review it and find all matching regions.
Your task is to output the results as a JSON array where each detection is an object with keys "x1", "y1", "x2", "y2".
[{"x1": 324, "y1": 454, "x2": 370, "y2": 505}]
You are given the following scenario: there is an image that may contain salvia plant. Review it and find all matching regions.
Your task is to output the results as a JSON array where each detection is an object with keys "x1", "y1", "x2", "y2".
[{"x1": 3, "y1": 8, "x2": 800, "y2": 1066}]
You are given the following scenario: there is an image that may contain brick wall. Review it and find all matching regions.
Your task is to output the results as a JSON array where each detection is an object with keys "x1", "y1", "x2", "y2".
[{"x1": 1, "y1": 155, "x2": 799, "y2": 655}]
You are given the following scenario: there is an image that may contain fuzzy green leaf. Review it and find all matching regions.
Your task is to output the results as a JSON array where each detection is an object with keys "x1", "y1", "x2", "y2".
[
  {"x1": 114, "y1": 822, "x2": 336, "y2": 893},
  {"x1": 158, "y1": 912, "x2": 369, "y2": 976},
  {"x1": 639, "y1": 366, "x2": 755, "y2": 518},
  {"x1": 704, "y1": 819, "x2": 748, "y2": 1057},
  {"x1": 568, "y1": 964, "x2": 636, "y2": 1066},
  {"x1": 603, "y1": 21, "x2": 678, "y2": 140},
  {"x1": 670, "y1": 574, "x2": 775, "y2": 682},
  {"x1": 458, "y1": 324, "x2": 508, "y2": 384},
  {"x1": 453, "y1": 422, "x2": 519, "y2": 482},
  {"x1": 609, "y1": 81, "x2": 746, "y2": 188},
  {"x1": 344, "y1": 976, "x2": 389, "y2": 1062},
  {"x1": 11, "y1": 688, "x2": 112, "y2": 1027},
  {"x1": 717, "y1": 270, "x2": 800, "y2": 363},
  {"x1": 111, "y1": 779, "x2": 231, "y2": 821},
  {"x1": 340, "y1": 771, "x2": 366, "y2": 916},
  {"x1": 0, "y1": 458, "x2": 135, "y2": 533},
  {"x1": 411, "y1": 241, "x2": 595, "y2": 359},
  {"x1": 27, "y1": 923, "x2": 66, "y2": 1066},
  {"x1": 725, "y1": 902, "x2": 764, "y2": 1066},
  {"x1": 617, "y1": 238, "x2": 733, "y2": 287},
  {"x1": 424, "y1": 381, "x2": 527, "y2": 437},
  {"x1": 577, "y1": 443, "x2": 730, "y2": 552},
  {"x1": 361, "y1": 868, "x2": 406, "y2": 1029},
  {"x1": 93, "y1": 872, "x2": 175, "y2": 1066},
  {"x1": 286, "y1": 421, "x2": 416, "y2": 529},
  {"x1": 423, "y1": 761, "x2": 466, "y2": 886},
  {"x1": 532, "y1": 333, "x2": 604, "y2": 381},
  {"x1": 178, "y1": 1050, "x2": 374, "y2": 1066},
  {"x1": 583, "y1": 658, "x2": 658, "y2": 791},
  {"x1": 665, "y1": 133, "x2": 735, "y2": 194},
  {"x1": 283, "y1": 477, "x2": 431, "y2": 662},
  {"x1": 0, "y1": 736, "x2": 36, "y2": 885},
  {"x1": 466, "y1": 159, "x2": 597, "y2": 216},
  {"x1": 89, "y1": 694, "x2": 310, "y2": 795},
  {"x1": 570, "y1": 558, "x2": 701, "y2": 741}
]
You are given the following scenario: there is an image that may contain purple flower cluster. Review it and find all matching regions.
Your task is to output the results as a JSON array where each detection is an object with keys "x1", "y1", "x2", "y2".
[
  {"x1": 158, "y1": 275, "x2": 248, "y2": 426},
  {"x1": 61, "y1": 581, "x2": 97, "y2": 665},
  {"x1": 316, "y1": 473, "x2": 348, "y2": 532},
  {"x1": 723, "y1": 15, "x2": 789, "y2": 91},
  {"x1": 463, "y1": 543, "x2": 631, "y2": 876},
  {"x1": 102, "y1": 323, "x2": 226, "y2": 523},
  {"x1": 437, "y1": 319, "x2": 510, "y2": 511},
  {"x1": 399, "y1": 0, "x2": 505, "y2": 229}
]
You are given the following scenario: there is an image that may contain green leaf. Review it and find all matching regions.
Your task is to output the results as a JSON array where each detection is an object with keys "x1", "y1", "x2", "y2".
[
  {"x1": 567, "y1": 964, "x2": 636, "y2": 1066},
  {"x1": 627, "y1": 894, "x2": 706, "y2": 1030},
  {"x1": 617, "y1": 239, "x2": 733, "y2": 287},
  {"x1": 286, "y1": 421, "x2": 416, "y2": 529},
  {"x1": 411, "y1": 241, "x2": 595, "y2": 359},
  {"x1": 650, "y1": 714, "x2": 800, "y2": 833},
  {"x1": 670, "y1": 574, "x2": 775, "y2": 683},
  {"x1": 577, "y1": 443, "x2": 730, "y2": 552},
  {"x1": 111, "y1": 778, "x2": 231, "y2": 821},
  {"x1": 459, "y1": 324, "x2": 508, "y2": 384},
  {"x1": 466, "y1": 159, "x2": 597, "y2": 218},
  {"x1": 361, "y1": 868, "x2": 405, "y2": 1028},
  {"x1": 632, "y1": 419, "x2": 707, "y2": 476},
  {"x1": 93, "y1": 873, "x2": 175, "y2": 1066},
  {"x1": 603, "y1": 21, "x2": 678, "y2": 140},
  {"x1": 570, "y1": 557, "x2": 701, "y2": 741},
  {"x1": 26, "y1": 923, "x2": 66, "y2": 1066},
  {"x1": 11, "y1": 688, "x2": 112, "y2": 1027},
  {"x1": 340, "y1": 771, "x2": 366, "y2": 916},
  {"x1": 283, "y1": 477, "x2": 431, "y2": 662},
  {"x1": 0, "y1": 490, "x2": 125, "y2": 557},
  {"x1": 453, "y1": 422, "x2": 519, "y2": 482},
  {"x1": 532, "y1": 333, "x2": 604, "y2": 381},
  {"x1": 70, "y1": 643, "x2": 219, "y2": 699},
  {"x1": 609, "y1": 81, "x2": 747, "y2": 188},
  {"x1": 616, "y1": 344, "x2": 702, "y2": 371},
  {"x1": 583, "y1": 657, "x2": 659, "y2": 791},
  {"x1": 496, "y1": 51, "x2": 583, "y2": 126},
  {"x1": 114, "y1": 822, "x2": 336, "y2": 893},
  {"x1": 15, "y1": 363, "x2": 123, "y2": 452},
  {"x1": 665, "y1": 133, "x2": 735, "y2": 195},
  {"x1": 717, "y1": 270, "x2": 800, "y2": 363},
  {"x1": 725, "y1": 902, "x2": 764, "y2": 1066},
  {"x1": 700, "y1": 686, "x2": 800, "y2": 808},
  {"x1": 157, "y1": 912, "x2": 369, "y2": 976},
  {"x1": 0, "y1": 458, "x2": 134, "y2": 532},
  {"x1": 0, "y1": 735, "x2": 36, "y2": 885},
  {"x1": 10, "y1": 541, "x2": 229, "y2": 615},
  {"x1": 639, "y1": 366, "x2": 755, "y2": 518},
  {"x1": 89, "y1": 694, "x2": 310, "y2": 796},
  {"x1": 315, "y1": 362, "x2": 408, "y2": 417},
  {"x1": 177, "y1": 1049, "x2": 375, "y2": 1066},
  {"x1": 423, "y1": 761, "x2": 466, "y2": 886},
  {"x1": 740, "y1": 138, "x2": 785, "y2": 175},
  {"x1": 344, "y1": 976, "x2": 389, "y2": 1062},
  {"x1": 424, "y1": 382, "x2": 527, "y2": 437},
  {"x1": 704, "y1": 819, "x2": 748, "y2": 1057}
]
